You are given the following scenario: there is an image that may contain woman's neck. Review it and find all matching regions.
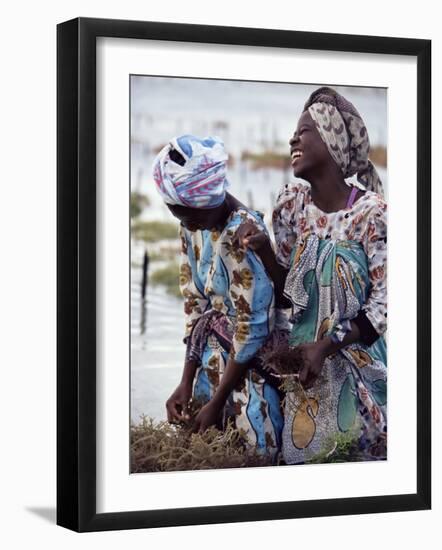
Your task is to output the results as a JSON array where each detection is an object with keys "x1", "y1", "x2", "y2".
[
  {"x1": 307, "y1": 166, "x2": 352, "y2": 213},
  {"x1": 213, "y1": 193, "x2": 241, "y2": 231}
]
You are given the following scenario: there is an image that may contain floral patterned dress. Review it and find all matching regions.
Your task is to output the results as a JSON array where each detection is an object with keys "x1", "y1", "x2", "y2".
[
  {"x1": 179, "y1": 207, "x2": 285, "y2": 459},
  {"x1": 272, "y1": 181, "x2": 388, "y2": 464}
]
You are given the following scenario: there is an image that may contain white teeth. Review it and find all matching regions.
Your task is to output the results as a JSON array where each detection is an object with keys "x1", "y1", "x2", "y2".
[{"x1": 291, "y1": 151, "x2": 303, "y2": 160}]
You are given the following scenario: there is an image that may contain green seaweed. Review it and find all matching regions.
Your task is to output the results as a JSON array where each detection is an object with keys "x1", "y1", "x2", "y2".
[
  {"x1": 132, "y1": 220, "x2": 179, "y2": 242},
  {"x1": 130, "y1": 192, "x2": 150, "y2": 219},
  {"x1": 305, "y1": 428, "x2": 363, "y2": 464},
  {"x1": 150, "y1": 262, "x2": 181, "y2": 298}
]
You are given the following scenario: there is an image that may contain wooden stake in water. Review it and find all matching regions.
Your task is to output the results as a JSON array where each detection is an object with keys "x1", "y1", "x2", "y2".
[{"x1": 141, "y1": 249, "x2": 149, "y2": 299}]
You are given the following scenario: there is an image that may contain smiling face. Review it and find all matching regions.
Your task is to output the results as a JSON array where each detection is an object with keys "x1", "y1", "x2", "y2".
[{"x1": 289, "y1": 110, "x2": 333, "y2": 181}]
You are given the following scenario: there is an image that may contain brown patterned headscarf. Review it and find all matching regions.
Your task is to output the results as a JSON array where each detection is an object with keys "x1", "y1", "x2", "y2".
[{"x1": 304, "y1": 87, "x2": 384, "y2": 197}]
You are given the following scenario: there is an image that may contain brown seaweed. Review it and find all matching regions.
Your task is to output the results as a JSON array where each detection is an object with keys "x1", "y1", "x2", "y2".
[{"x1": 130, "y1": 400, "x2": 273, "y2": 473}]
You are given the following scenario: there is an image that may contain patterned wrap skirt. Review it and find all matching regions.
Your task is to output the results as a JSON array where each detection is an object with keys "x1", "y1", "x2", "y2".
[{"x1": 186, "y1": 310, "x2": 288, "y2": 462}]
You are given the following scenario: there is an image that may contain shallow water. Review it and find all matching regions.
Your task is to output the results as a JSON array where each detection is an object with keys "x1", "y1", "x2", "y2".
[
  {"x1": 130, "y1": 263, "x2": 185, "y2": 423},
  {"x1": 132, "y1": 150, "x2": 388, "y2": 227}
]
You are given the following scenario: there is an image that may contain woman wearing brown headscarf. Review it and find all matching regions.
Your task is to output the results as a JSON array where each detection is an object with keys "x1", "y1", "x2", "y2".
[{"x1": 235, "y1": 87, "x2": 387, "y2": 464}]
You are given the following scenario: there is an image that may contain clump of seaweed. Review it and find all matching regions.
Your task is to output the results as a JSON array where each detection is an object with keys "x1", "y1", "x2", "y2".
[
  {"x1": 261, "y1": 340, "x2": 306, "y2": 395},
  {"x1": 264, "y1": 340, "x2": 305, "y2": 376},
  {"x1": 261, "y1": 341, "x2": 333, "y2": 420},
  {"x1": 305, "y1": 428, "x2": 364, "y2": 464},
  {"x1": 130, "y1": 400, "x2": 273, "y2": 473}
]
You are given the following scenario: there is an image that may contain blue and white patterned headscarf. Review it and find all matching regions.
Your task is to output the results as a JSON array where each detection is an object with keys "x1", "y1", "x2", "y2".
[{"x1": 152, "y1": 134, "x2": 229, "y2": 209}]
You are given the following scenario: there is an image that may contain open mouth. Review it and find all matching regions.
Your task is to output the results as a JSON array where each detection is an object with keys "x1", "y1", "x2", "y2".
[{"x1": 291, "y1": 150, "x2": 303, "y2": 165}]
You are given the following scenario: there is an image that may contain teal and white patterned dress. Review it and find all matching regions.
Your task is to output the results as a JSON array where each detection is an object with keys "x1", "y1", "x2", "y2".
[
  {"x1": 272, "y1": 181, "x2": 388, "y2": 464},
  {"x1": 179, "y1": 207, "x2": 285, "y2": 460}
]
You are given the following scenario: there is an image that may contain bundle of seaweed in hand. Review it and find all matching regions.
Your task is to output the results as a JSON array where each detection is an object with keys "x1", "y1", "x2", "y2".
[
  {"x1": 263, "y1": 341, "x2": 304, "y2": 375},
  {"x1": 130, "y1": 400, "x2": 273, "y2": 473},
  {"x1": 261, "y1": 340, "x2": 306, "y2": 393}
]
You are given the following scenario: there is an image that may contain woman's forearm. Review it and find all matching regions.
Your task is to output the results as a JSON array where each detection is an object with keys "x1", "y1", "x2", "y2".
[
  {"x1": 257, "y1": 241, "x2": 289, "y2": 303},
  {"x1": 180, "y1": 359, "x2": 198, "y2": 386},
  {"x1": 317, "y1": 321, "x2": 361, "y2": 356}
]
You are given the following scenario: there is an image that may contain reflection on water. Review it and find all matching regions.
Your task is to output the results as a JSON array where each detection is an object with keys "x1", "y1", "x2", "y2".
[
  {"x1": 140, "y1": 296, "x2": 147, "y2": 336},
  {"x1": 131, "y1": 264, "x2": 185, "y2": 424}
]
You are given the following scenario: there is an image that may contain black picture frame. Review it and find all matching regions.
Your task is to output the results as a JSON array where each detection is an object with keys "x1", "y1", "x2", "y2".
[{"x1": 57, "y1": 17, "x2": 431, "y2": 532}]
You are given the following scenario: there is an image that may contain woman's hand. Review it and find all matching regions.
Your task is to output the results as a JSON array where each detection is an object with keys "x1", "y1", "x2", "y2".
[
  {"x1": 165, "y1": 381, "x2": 192, "y2": 424},
  {"x1": 192, "y1": 401, "x2": 222, "y2": 433},
  {"x1": 297, "y1": 340, "x2": 330, "y2": 389},
  {"x1": 297, "y1": 327, "x2": 364, "y2": 389},
  {"x1": 233, "y1": 220, "x2": 269, "y2": 252}
]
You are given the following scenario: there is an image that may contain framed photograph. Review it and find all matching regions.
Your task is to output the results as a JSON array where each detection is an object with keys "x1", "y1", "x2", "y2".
[{"x1": 57, "y1": 17, "x2": 431, "y2": 532}]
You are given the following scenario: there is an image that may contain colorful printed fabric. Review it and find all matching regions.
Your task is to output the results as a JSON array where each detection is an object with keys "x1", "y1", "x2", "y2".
[
  {"x1": 281, "y1": 235, "x2": 387, "y2": 464},
  {"x1": 179, "y1": 207, "x2": 288, "y2": 458},
  {"x1": 152, "y1": 134, "x2": 229, "y2": 209},
  {"x1": 284, "y1": 236, "x2": 366, "y2": 343},
  {"x1": 185, "y1": 309, "x2": 287, "y2": 460},
  {"x1": 304, "y1": 87, "x2": 384, "y2": 196},
  {"x1": 180, "y1": 208, "x2": 278, "y2": 361},
  {"x1": 273, "y1": 181, "x2": 387, "y2": 337}
]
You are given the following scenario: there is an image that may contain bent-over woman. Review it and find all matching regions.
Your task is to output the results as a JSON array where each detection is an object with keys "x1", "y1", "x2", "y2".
[{"x1": 152, "y1": 134, "x2": 286, "y2": 461}]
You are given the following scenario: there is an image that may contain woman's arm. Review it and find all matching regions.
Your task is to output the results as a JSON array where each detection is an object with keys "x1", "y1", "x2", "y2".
[
  {"x1": 328, "y1": 201, "x2": 387, "y2": 348},
  {"x1": 233, "y1": 222, "x2": 289, "y2": 306},
  {"x1": 296, "y1": 321, "x2": 361, "y2": 389},
  {"x1": 192, "y1": 356, "x2": 249, "y2": 432},
  {"x1": 359, "y1": 202, "x2": 388, "y2": 341},
  {"x1": 250, "y1": 239, "x2": 289, "y2": 305},
  {"x1": 166, "y1": 359, "x2": 198, "y2": 423},
  {"x1": 234, "y1": 184, "x2": 302, "y2": 305}
]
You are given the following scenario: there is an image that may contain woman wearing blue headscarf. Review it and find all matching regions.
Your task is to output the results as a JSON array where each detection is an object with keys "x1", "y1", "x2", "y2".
[{"x1": 152, "y1": 134, "x2": 286, "y2": 461}]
